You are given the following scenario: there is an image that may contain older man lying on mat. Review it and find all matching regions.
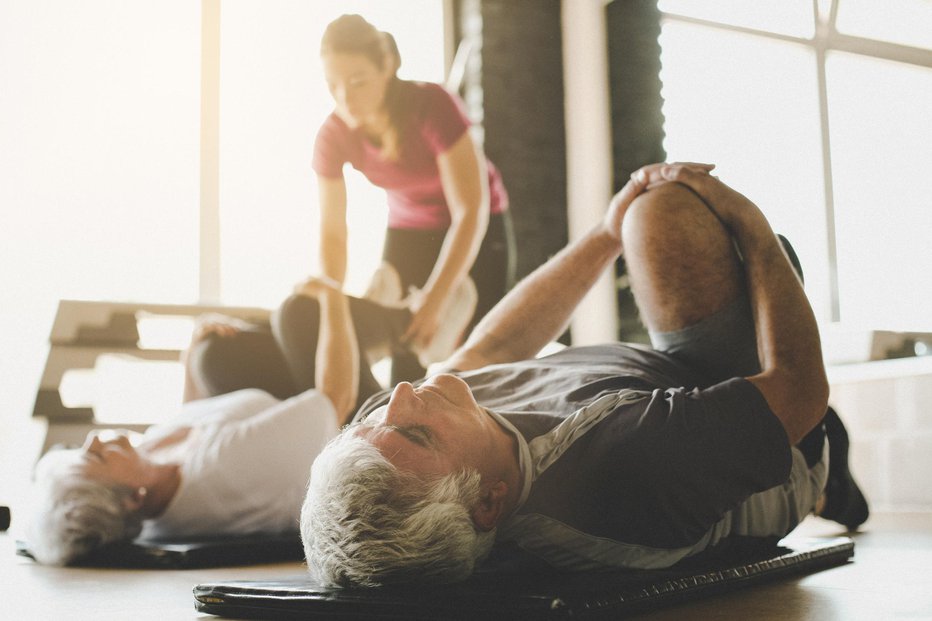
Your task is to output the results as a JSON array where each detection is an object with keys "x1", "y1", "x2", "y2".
[{"x1": 301, "y1": 163, "x2": 869, "y2": 586}]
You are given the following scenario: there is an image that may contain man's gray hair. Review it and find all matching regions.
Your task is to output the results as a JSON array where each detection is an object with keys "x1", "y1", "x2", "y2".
[
  {"x1": 301, "y1": 430, "x2": 496, "y2": 586},
  {"x1": 26, "y1": 449, "x2": 144, "y2": 565}
]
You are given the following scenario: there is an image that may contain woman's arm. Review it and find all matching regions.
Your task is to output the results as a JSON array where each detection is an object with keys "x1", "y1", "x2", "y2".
[
  {"x1": 294, "y1": 277, "x2": 359, "y2": 425},
  {"x1": 318, "y1": 174, "x2": 349, "y2": 285},
  {"x1": 404, "y1": 131, "x2": 489, "y2": 349}
]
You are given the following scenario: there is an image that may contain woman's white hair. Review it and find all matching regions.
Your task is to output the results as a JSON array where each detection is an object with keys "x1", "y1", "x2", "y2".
[
  {"x1": 302, "y1": 430, "x2": 495, "y2": 586},
  {"x1": 26, "y1": 449, "x2": 144, "y2": 565}
]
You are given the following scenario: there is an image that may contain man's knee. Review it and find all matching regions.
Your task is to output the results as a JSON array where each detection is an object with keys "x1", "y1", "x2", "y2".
[
  {"x1": 620, "y1": 181, "x2": 745, "y2": 331},
  {"x1": 185, "y1": 334, "x2": 239, "y2": 396},
  {"x1": 273, "y1": 294, "x2": 321, "y2": 340},
  {"x1": 277, "y1": 293, "x2": 319, "y2": 319},
  {"x1": 621, "y1": 182, "x2": 723, "y2": 250}
]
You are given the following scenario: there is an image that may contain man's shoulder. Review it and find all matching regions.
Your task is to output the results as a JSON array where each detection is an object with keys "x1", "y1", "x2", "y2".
[{"x1": 351, "y1": 388, "x2": 393, "y2": 423}]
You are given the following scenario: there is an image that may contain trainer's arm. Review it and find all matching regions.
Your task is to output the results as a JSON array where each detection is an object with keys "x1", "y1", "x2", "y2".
[{"x1": 662, "y1": 167, "x2": 829, "y2": 444}]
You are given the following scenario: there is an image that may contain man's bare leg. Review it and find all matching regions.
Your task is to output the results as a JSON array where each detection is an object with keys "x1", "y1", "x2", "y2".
[
  {"x1": 621, "y1": 182, "x2": 746, "y2": 336},
  {"x1": 625, "y1": 174, "x2": 867, "y2": 529}
]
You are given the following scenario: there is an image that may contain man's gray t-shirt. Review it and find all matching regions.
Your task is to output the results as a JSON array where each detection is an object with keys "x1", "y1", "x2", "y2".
[{"x1": 357, "y1": 343, "x2": 821, "y2": 571}]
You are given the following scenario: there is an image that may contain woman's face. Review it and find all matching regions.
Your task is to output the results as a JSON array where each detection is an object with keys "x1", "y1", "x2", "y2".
[
  {"x1": 80, "y1": 433, "x2": 150, "y2": 490},
  {"x1": 322, "y1": 52, "x2": 391, "y2": 128}
]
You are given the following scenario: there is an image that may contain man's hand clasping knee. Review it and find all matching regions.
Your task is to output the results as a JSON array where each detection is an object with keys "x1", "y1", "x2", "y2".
[{"x1": 603, "y1": 161, "x2": 716, "y2": 241}]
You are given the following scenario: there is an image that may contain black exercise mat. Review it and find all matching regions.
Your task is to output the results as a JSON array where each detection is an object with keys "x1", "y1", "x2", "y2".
[
  {"x1": 16, "y1": 532, "x2": 303, "y2": 569},
  {"x1": 193, "y1": 536, "x2": 853, "y2": 619}
]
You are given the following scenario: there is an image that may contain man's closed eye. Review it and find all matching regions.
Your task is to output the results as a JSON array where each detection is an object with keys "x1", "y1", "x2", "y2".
[{"x1": 393, "y1": 425, "x2": 433, "y2": 447}]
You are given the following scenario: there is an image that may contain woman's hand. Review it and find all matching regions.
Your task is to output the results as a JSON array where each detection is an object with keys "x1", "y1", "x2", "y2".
[
  {"x1": 293, "y1": 275, "x2": 343, "y2": 299},
  {"x1": 403, "y1": 288, "x2": 446, "y2": 351},
  {"x1": 190, "y1": 313, "x2": 253, "y2": 345}
]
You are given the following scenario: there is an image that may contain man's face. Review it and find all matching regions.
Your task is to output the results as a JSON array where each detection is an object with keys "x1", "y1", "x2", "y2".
[{"x1": 354, "y1": 374, "x2": 495, "y2": 478}]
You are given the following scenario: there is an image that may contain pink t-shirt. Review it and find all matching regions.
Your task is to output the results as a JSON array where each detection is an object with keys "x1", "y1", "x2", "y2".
[{"x1": 313, "y1": 81, "x2": 508, "y2": 230}]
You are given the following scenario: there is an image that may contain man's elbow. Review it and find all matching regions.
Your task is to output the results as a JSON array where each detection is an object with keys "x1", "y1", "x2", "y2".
[
  {"x1": 810, "y1": 369, "x2": 831, "y2": 426},
  {"x1": 787, "y1": 370, "x2": 830, "y2": 444},
  {"x1": 752, "y1": 368, "x2": 830, "y2": 445}
]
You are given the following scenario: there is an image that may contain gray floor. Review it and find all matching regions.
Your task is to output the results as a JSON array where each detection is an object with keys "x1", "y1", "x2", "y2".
[{"x1": 2, "y1": 512, "x2": 931, "y2": 620}]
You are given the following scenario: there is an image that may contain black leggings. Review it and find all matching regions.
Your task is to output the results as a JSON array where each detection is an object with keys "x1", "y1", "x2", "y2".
[
  {"x1": 381, "y1": 210, "x2": 516, "y2": 382},
  {"x1": 187, "y1": 295, "x2": 410, "y2": 411},
  {"x1": 187, "y1": 213, "x2": 515, "y2": 400}
]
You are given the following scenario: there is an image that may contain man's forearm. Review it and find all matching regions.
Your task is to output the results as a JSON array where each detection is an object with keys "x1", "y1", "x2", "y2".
[
  {"x1": 730, "y1": 208, "x2": 828, "y2": 442},
  {"x1": 663, "y1": 166, "x2": 829, "y2": 443},
  {"x1": 447, "y1": 227, "x2": 622, "y2": 370}
]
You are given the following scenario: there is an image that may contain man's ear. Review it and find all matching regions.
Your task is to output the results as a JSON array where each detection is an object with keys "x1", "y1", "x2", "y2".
[{"x1": 470, "y1": 480, "x2": 508, "y2": 531}]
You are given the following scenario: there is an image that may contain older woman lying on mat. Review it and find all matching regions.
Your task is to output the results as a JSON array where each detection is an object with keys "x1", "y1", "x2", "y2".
[{"x1": 25, "y1": 277, "x2": 369, "y2": 565}]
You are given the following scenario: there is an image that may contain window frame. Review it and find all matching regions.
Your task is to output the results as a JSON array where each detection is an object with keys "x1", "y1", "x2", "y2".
[
  {"x1": 659, "y1": 0, "x2": 932, "y2": 322},
  {"x1": 195, "y1": 0, "x2": 455, "y2": 305}
]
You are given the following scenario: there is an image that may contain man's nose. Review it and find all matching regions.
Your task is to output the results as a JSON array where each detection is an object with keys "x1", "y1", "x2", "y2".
[
  {"x1": 383, "y1": 382, "x2": 421, "y2": 423},
  {"x1": 83, "y1": 435, "x2": 103, "y2": 452}
]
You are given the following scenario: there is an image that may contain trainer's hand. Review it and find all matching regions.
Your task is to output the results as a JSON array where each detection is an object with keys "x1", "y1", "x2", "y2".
[
  {"x1": 403, "y1": 288, "x2": 445, "y2": 351},
  {"x1": 603, "y1": 162, "x2": 715, "y2": 240}
]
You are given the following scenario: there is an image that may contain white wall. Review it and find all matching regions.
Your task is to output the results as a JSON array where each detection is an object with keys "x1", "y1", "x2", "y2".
[
  {"x1": 562, "y1": 0, "x2": 618, "y2": 344},
  {"x1": 830, "y1": 358, "x2": 932, "y2": 512}
]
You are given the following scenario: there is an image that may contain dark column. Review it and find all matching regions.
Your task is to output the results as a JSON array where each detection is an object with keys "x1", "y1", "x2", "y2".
[
  {"x1": 454, "y1": 0, "x2": 665, "y2": 342},
  {"x1": 459, "y1": 0, "x2": 567, "y2": 283},
  {"x1": 606, "y1": 0, "x2": 666, "y2": 187},
  {"x1": 606, "y1": 0, "x2": 666, "y2": 342}
]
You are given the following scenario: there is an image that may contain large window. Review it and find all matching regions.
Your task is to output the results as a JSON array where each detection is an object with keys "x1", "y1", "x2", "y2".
[
  {"x1": 218, "y1": 1, "x2": 445, "y2": 306},
  {"x1": 658, "y1": 0, "x2": 932, "y2": 336},
  {"x1": 0, "y1": 1, "x2": 445, "y2": 474},
  {"x1": 1, "y1": 0, "x2": 201, "y2": 423}
]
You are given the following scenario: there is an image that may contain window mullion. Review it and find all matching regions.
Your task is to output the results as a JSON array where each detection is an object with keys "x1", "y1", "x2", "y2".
[
  {"x1": 815, "y1": 47, "x2": 840, "y2": 322},
  {"x1": 829, "y1": 34, "x2": 932, "y2": 69},
  {"x1": 659, "y1": 12, "x2": 812, "y2": 46},
  {"x1": 199, "y1": 0, "x2": 222, "y2": 304}
]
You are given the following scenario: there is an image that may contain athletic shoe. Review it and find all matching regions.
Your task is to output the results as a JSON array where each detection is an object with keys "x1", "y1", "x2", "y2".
[
  {"x1": 364, "y1": 262, "x2": 404, "y2": 308},
  {"x1": 777, "y1": 234, "x2": 804, "y2": 285},
  {"x1": 819, "y1": 407, "x2": 870, "y2": 530}
]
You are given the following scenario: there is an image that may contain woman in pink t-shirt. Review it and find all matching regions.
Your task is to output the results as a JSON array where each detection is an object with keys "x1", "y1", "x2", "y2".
[{"x1": 314, "y1": 14, "x2": 515, "y2": 383}]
